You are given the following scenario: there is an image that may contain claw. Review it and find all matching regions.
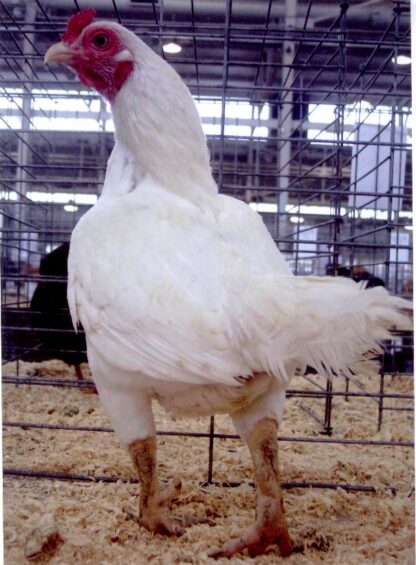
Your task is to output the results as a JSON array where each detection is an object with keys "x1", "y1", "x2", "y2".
[
  {"x1": 276, "y1": 532, "x2": 294, "y2": 557},
  {"x1": 158, "y1": 477, "x2": 182, "y2": 506},
  {"x1": 174, "y1": 514, "x2": 215, "y2": 528},
  {"x1": 139, "y1": 513, "x2": 186, "y2": 536},
  {"x1": 123, "y1": 505, "x2": 187, "y2": 536},
  {"x1": 209, "y1": 527, "x2": 265, "y2": 559}
]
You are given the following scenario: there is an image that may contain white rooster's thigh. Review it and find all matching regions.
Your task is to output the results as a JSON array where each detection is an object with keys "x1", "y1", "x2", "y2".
[
  {"x1": 231, "y1": 380, "x2": 287, "y2": 441},
  {"x1": 96, "y1": 381, "x2": 155, "y2": 445},
  {"x1": 87, "y1": 341, "x2": 155, "y2": 445}
]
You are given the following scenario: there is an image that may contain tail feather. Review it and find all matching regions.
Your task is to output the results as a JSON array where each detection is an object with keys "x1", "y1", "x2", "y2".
[
  {"x1": 232, "y1": 274, "x2": 412, "y2": 382},
  {"x1": 291, "y1": 277, "x2": 412, "y2": 379}
]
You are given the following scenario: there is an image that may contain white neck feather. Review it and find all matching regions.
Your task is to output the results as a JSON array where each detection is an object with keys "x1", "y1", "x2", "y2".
[{"x1": 109, "y1": 37, "x2": 218, "y2": 204}]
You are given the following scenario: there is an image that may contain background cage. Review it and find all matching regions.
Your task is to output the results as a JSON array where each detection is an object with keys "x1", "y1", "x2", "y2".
[{"x1": 1, "y1": 0, "x2": 413, "y2": 490}]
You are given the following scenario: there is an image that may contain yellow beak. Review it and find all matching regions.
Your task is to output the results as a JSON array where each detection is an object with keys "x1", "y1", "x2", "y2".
[{"x1": 44, "y1": 42, "x2": 73, "y2": 64}]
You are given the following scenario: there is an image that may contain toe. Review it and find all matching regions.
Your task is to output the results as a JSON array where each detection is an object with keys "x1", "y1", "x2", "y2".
[
  {"x1": 210, "y1": 540, "x2": 237, "y2": 559},
  {"x1": 210, "y1": 523, "x2": 293, "y2": 559},
  {"x1": 140, "y1": 514, "x2": 186, "y2": 536},
  {"x1": 157, "y1": 517, "x2": 186, "y2": 536},
  {"x1": 159, "y1": 477, "x2": 182, "y2": 506},
  {"x1": 209, "y1": 528, "x2": 260, "y2": 559},
  {"x1": 248, "y1": 539, "x2": 269, "y2": 558},
  {"x1": 174, "y1": 514, "x2": 214, "y2": 527},
  {"x1": 276, "y1": 532, "x2": 294, "y2": 557}
]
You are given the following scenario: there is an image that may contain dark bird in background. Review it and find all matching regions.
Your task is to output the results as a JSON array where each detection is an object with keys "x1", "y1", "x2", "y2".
[
  {"x1": 30, "y1": 242, "x2": 87, "y2": 380},
  {"x1": 350, "y1": 265, "x2": 385, "y2": 289},
  {"x1": 326, "y1": 264, "x2": 385, "y2": 289}
]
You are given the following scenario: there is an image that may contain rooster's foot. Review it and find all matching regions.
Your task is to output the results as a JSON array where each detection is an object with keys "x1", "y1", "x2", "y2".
[
  {"x1": 210, "y1": 496, "x2": 293, "y2": 558},
  {"x1": 211, "y1": 417, "x2": 294, "y2": 558}
]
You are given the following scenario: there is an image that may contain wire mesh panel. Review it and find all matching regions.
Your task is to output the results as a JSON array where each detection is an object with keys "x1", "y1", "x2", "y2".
[{"x1": 1, "y1": 0, "x2": 413, "y2": 491}]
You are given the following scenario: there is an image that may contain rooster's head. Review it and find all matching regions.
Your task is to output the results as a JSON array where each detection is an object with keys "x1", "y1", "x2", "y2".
[{"x1": 44, "y1": 9, "x2": 134, "y2": 103}]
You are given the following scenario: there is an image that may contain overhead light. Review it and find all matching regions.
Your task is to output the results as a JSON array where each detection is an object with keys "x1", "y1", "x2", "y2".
[
  {"x1": 392, "y1": 55, "x2": 411, "y2": 66},
  {"x1": 26, "y1": 192, "x2": 98, "y2": 205},
  {"x1": 404, "y1": 225, "x2": 413, "y2": 231},
  {"x1": 162, "y1": 42, "x2": 182, "y2": 54},
  {"x1": 249, "y1": 202, "x2": 278, "y2": 213},
  {"x1": 290, "y1": 216, "x2": 305, "y2": 224},
  {"x1": 64, "y1": 204, "x2": 78, "y2": 213},
  {"x1": 0, "y1": 190, "x2": 18, "y2": 201},
  {"x1": 358, "y1": 100, "x2": 373, "y2": 110}
]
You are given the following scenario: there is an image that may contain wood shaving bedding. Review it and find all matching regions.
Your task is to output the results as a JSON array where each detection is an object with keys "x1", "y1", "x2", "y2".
[{"x1": 2, "y1": 360, "x2": 414, "y2": 564}]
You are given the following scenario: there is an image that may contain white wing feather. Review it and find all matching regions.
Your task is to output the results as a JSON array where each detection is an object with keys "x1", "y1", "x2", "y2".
[{"x1": 69, "y1": 181, "x2": 252, "y2": 385}]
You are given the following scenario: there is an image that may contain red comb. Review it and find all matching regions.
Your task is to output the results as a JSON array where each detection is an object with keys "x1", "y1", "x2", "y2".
[{"x1": 63, "y1": 8, "x2": 97, "y2": 44}]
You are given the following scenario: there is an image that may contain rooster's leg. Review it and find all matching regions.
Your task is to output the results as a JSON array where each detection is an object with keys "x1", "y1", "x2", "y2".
[
  {"x1": 128, "y1": 436, "x2": 185, "y2": 536},
  {"x1": 211, "y1": 417, "x2": 293, "y2": 558},
  {"x1": 74, "y1": 363, "x2": 98, "y2": 394},
  {"x1": 93, "y1": 376, "x2": 185, "y2": 536},
  {"x1": 74, "y1": 364, "x2": 83, "y2": 380}
]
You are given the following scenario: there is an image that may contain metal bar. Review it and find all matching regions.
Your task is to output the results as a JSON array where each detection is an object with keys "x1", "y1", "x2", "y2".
[
  {"x1": 1, "y1": 78, "x2": 411, "y2": 97},
  {"x1": 3, "y1": 420, "x2": 413, "y2": 447},
  {"x1": 3, "y1": 468, "x2": 399, "y2": 494},
  {"x1": 1, "y1": 23, "x2": 412, "y2": 47},
  {"x1": 2, "y1": 376, "x2": 413, "y2": 400},
  {"x1": 298, "y1": 403, "x2": 325, "y2": 426}
]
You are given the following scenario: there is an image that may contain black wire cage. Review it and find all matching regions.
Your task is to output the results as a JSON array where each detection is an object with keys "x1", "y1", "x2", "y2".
[{"x1": 1, "y1": 0, "x2": 413, "y2": 491}]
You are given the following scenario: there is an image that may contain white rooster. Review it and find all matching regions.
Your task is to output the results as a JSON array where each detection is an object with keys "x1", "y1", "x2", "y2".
[{"x1": 45, "y1": 9, "x2": 410, "y2": 558}]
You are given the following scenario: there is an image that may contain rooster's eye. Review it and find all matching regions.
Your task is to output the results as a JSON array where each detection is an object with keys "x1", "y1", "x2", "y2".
[{"x1": 92, "y1": 34, "x2": 109, "y2": 48}]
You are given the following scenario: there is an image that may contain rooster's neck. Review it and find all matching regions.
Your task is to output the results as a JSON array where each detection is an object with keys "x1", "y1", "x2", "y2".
[{"x1": 110, "y1": 69, "x2": 218, "y2": 204}]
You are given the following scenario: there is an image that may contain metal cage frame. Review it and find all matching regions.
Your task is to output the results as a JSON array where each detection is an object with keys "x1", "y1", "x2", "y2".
[{"x1": 1, "y1": 0, "x2": 413, "y2": 493}]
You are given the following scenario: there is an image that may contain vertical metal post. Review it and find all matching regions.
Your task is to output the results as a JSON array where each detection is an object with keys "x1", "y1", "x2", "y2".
[
  {"x1": 332, "y1": 2, "x2": 348, "y2": 268},
  {"x1": 218, "y1": 0, "x2": 232, "y2": 192},
  {"x1": 15, "y1": 2, "x2": 37, "y2": 301},
  {"x1": 322, "y1": 379, "x2": 333, "y2": 436},
  {"x1": 344, "y1": 377, "x2": 350, "y2": 402},
  {"x1": 322, "y1": 2, "x2": 349, "y2": 436},
  {"x1": 293, "y1": 72, "x2": 304, "y2": 273},
  {"x1": 246, "y1": 114, "x2": 254, "y2": 204},
  {"x1": 348, "y1": 81, "x2": 363, "y2": 270},
  {"x1": 214, "y1": 8, "x2": 232, "y2": 483},
  {"x1": 385, "y1": 4, "x2": 402, "y2": 293},
  {"x1": 377, "y1": 364, "x2": 385, "y2": 431},
  {"x1": 158, "y1": 0, "x2": 164, "y2": 56},
  {"x1": 207, "y1": 416, "x2": 215, "y2": 484},
  {"x1": 277, "y1": 0, "x2": 297, "y2": 250}
]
